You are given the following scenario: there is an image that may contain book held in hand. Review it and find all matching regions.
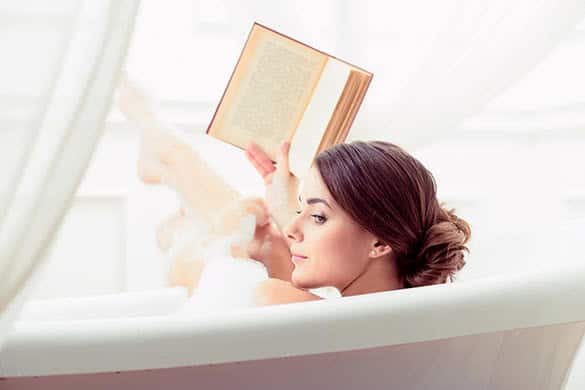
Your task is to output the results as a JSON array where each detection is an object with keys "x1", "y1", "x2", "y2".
[{"x1": 207, "y1": 23, "x2": 373, "y2": 177}]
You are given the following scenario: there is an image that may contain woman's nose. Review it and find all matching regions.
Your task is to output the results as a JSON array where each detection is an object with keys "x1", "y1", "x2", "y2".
[{"x1": 284, "y1": 216, "x2": 303, "y2": 242}]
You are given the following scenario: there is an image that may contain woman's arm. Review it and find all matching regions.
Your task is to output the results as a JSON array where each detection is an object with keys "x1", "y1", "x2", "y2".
[{"x1": 245, "y1": 142, "x2": 300, "y2": 230}]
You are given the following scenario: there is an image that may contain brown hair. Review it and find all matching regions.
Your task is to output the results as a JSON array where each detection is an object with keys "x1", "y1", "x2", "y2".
[{"x1": 314, "y1": 141, "x2": 470, "y2": 288}]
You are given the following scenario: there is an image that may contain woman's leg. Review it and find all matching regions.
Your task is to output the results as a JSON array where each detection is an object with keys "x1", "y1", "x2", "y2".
[
  {"x1": 156, "y1": 207, "x2": 191, "y2": 252},
  {"x1": 167, "y1": 239, "x2": 207, "y2": 295},
  {"x1": 118, "y1": 77, "x2": 240, "y2": 226},
  {"x1": 117, "y1": 78, "x2": 293, "y2": 285}
]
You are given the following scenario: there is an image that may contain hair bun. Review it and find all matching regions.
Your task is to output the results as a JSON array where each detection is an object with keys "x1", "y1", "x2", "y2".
[{"x1": 403, "y1": 208, "x2": 471, "y2": 288}]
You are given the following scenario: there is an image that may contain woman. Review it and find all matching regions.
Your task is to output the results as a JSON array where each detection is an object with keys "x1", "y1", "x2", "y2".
[{"x1": 118, "y1": 78, "x2": 471, "y2": 306}]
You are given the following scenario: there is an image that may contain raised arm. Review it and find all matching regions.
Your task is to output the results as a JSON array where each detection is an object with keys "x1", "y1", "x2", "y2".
[{"x1": 245, "y1": 141, "x2": 300, "y2": 230}]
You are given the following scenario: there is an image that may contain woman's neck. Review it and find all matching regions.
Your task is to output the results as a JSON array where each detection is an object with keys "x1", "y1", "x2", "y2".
[{"x1": 341, "y1": 256, "x2": 404, "y2": 297}]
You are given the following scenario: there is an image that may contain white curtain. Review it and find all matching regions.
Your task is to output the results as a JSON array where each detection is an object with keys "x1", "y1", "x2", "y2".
[
  {"x1": 0, "y1": 0, "x2": 139, "y2": 348},
  {"x1": 340, "y1": 0, "x2": 585, "y2": 147}
]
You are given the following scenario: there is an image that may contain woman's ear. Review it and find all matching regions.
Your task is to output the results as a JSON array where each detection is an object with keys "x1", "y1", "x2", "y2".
[{"x1": 368, "y1": 240, "x2": 392, "y2": 258}]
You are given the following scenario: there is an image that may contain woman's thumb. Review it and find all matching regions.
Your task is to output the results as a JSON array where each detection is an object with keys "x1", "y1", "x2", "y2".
[{"x1": 277, "y1": 141, "x2": 291, "y2": 172}]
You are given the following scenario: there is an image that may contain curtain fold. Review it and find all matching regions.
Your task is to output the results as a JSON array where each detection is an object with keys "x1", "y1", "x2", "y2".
[{"x1": 0, "y1": 0, "x2": 140, "y2": 348}]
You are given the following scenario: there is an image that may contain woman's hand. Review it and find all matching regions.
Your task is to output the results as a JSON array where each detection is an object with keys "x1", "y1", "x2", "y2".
[
  {"x1": 208, "y1": 196, "x2": 271, "y2": 259},
  {"x1": 245, "y1": 142, "x2": 299, "y2": 230},
  {"x1": 209, "y1": 194, "x2": 295, "y2": 282}
]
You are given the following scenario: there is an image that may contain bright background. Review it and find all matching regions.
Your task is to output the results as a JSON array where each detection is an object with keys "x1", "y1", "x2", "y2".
[{"x1": 31, "y1": 0, "x2": 585, "y2": 298}]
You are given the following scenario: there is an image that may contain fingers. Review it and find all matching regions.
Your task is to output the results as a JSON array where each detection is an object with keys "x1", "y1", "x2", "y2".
[{"x1": 245, "y1": 143, "x2": 276, "y2": 178}]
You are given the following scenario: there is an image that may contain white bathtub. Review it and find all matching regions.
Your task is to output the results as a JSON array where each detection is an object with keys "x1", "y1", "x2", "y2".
[{"x1": 1, "y1": 262, "x2": 584, "y2": 389}]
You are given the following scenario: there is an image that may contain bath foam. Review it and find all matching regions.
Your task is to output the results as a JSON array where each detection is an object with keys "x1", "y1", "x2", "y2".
[{"x1": 171, "y1": 215, "x2": 340, "y2": 313}]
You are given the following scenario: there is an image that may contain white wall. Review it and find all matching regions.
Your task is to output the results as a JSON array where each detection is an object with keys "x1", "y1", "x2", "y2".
[{"x1": 29, "y1": 196, "x2": 126, "y2": 300}]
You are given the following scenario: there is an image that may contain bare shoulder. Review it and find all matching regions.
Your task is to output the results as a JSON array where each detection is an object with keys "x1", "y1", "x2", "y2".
[{"x1": 254, "y1": 278, "x2": 322, "y2": 306}]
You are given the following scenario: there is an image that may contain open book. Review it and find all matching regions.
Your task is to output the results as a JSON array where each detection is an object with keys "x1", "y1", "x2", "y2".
[{"x1": 207, "y1": 23, "x2": 372, "y2": 176}]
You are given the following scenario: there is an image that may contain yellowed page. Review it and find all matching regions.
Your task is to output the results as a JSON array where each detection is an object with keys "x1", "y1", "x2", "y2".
[{"x1": 208, "y1": 24, "x2": 326, "y2": 161}]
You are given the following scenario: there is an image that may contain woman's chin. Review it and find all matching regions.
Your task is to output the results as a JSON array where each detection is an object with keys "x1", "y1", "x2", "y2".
[
  {"x1": 291, "y1": 269, "x2": 308, "y2": 288},
  {"x1": 291, "y1": 269, "x2": 321, "y2": 290}
]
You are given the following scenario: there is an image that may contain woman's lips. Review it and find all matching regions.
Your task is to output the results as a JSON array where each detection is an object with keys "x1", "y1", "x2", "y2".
[{"x1": 291, "y1": 254, "x2": 307, "y2": 262}]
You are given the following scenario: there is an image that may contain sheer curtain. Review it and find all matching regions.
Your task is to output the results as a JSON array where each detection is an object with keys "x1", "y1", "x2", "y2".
[
  {"x1": 345, "y1": 0, "x2": 585, "y2": 147},
  {"x1": 0, "y1": 0, "x2": 139, "y2": 348}
]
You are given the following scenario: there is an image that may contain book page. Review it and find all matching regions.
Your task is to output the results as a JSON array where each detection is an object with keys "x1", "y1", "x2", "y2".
[
  {"x1": 208, "y1": 25, "x2": 327, "y2": 161},
  {"x1": 289, "y1": 59, "x2": 350, "y2": 177}
]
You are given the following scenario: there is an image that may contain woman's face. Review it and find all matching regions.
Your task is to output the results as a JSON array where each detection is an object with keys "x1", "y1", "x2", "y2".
[{"x1": 284, "y1": 166, "x2": 375, "y2": 292}]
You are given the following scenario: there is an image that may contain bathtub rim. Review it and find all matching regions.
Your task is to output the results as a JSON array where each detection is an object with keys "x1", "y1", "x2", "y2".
[{"x1": 1, "y1": 261, "x2": 585, "y2": 377}]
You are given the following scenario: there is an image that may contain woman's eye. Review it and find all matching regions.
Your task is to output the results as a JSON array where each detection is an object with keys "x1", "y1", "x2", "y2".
[
  {"x1": 311, "y1": 214, "x2": 327, "y2": 224},
  {"x1": 295, "y1": 210, "x2": 301, "y2": 215}
]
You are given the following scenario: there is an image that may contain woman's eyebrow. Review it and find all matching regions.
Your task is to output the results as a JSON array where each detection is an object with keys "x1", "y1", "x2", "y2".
[{"x1": 298, "y1": 195, "x2": 332, "y2": 209}]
